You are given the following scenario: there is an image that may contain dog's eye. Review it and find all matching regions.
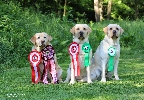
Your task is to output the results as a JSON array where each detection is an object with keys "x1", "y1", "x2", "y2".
[
  {"x1": 110, "y1": 28, "x2": 112, "y2": 30},
  {"x1": 44, "y1": 37, "x2": 46, "y2": 38},
  {"x1": 37, "y1": 37, "x2": 40, "y2": 39},
  {"x1": 116, "y1": 28, "x2": 119, "y2": 30},
  {"x1": 76, "y1": 28, "x2": 79, "y2": 30},
  {"x1": 83, "y1": 28, "x2": 86, "y2": 30}
]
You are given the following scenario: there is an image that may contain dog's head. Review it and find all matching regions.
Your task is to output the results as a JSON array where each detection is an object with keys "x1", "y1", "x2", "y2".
[
  {"x1": 70, "y1": 24, "x2": 92, "y2": 43},
  {"x1": 103, "y1": 24, "x2": 124, "y2": 39},
  {"x1": 30, "y1": 32, "x2": 52, "y2": 48}
]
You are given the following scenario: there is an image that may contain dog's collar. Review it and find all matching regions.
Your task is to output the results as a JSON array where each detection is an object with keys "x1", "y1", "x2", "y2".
[
  {"x1": 73, "y1": 37, "x2": 89, "y2": 44},
  {"x1": 32, "y1": 47, "x2": 42, "y2": 52},
  {"x1": 73, "y1": 41, "x2": 90, "y2": 44}
]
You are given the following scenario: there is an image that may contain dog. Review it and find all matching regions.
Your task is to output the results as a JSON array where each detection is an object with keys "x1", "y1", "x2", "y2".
[
  {"x1": 92, "y1": 24, "x2": 124, "y2": 82},
  {"x1": 30, "y1": 32, "x2": 63, "y2": 83},
  {"x1": 64, "y1": 24, "x2": 93, "y2": 84}
]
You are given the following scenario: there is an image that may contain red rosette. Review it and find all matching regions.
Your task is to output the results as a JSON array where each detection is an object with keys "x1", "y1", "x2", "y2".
[
  {"x1": 69, "y1": 42, "x2": 79, "y2": 55},
  {"x1": 68, "y1": 42, "x2": 80, "y2": 76},
  {"x1": 28, "y1": 51, "x2": 42, "y2": 84}
]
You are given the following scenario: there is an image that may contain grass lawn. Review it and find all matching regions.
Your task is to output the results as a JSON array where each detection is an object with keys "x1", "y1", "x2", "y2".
[{"x1": 0, "y1": 47, "x2": 144, "y2": 100}]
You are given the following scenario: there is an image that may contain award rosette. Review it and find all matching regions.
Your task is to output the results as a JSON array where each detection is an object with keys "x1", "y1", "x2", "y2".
[
  {"x1": 82, "y1": 42, "x2": 91, "y2": 67},
  {"x1": 28, "y1": 51, "x2": 41, "y2": 84},
  {"x1": 108, "y1": 46, "x2": 116, "y2": 71},
  {"x1": 42, "y1": 45, "x2": 57, "y2": 84},
  {"x1": 68, "y1": 42, "x2": 80, "y2": 76}
]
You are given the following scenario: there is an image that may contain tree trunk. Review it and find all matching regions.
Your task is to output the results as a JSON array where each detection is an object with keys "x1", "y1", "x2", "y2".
[
  {"x1": 94, "y1": 0, "x2": 100, "y2": 22},
  {"x1": 63, "y1": 0, "x2": 67, "y2": 16},
  {"x1": 58, "y1": 0, "x2": 61, "y2": 16},
  {"x1": 134, "y1": 0, "x2": 138, "y2": 19},
  {"x1": 99, "y1": 0, "x2": 103, "y2": 21},
  {"x1": 107, "y1": 0, "x2": 112, "y2": 19}
]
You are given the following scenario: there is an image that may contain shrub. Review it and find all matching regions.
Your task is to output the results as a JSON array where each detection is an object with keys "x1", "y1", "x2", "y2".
[
  {"x1": 0, "y1": 1, "x2": 74, "y2": 71},
  {"x1": 0, "y1": 1, "x2": 143, "y2": 72}
]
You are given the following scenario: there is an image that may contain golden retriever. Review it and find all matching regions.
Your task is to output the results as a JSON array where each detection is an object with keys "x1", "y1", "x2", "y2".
[
  {"x1": 30, "y1": 32, "x2": 63, "y2": 83},
  {"x1": 91, "y1": 24, "x2": 124, "y2": 82},
  {"x1": 64, "y1": 24, "x2": 93, "y2": 84}
]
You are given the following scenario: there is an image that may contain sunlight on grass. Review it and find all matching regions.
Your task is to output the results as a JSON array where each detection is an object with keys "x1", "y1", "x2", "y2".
[{"x1": 1, "y1": 47, "x2": 144, "y2": 99}]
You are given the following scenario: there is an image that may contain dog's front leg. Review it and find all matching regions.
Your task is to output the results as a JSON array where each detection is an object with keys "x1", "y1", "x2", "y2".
[
  {"x1": 101, "y1": 60, "x2": 107, "y2": 82},
  {"x1": 87, "y1": 49, "x2": 93, "y2": 83},
  {"x1": 86, "y1": 66, "x2": 92, "y2": 83},
  {"x1": 54, "y1": 54, "x2": 63, "y2": 82},
  {"x1": 114, "y1": 60, "x2": 120, "y2": 80},
  {"x1": 64, "y1": 67, "x2": 71, "y2": 83},
  {"x1": 69, "y1": 63, "x2": 75, "y2": 84}
]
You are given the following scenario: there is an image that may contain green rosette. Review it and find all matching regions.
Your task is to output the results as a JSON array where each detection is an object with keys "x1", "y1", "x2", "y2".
[
  {"x1": 82, "y1": 42, "x2": 91, "y2": 67},
  {"x1": 108, "y1": 46, "x2": 116, "y2": 71}
]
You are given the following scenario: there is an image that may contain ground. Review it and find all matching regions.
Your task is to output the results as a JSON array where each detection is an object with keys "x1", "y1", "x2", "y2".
[{"x1": 0, "y1": 48, "x2": 144, "y2": 100}]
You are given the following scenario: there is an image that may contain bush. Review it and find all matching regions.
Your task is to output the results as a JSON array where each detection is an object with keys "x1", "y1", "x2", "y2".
[
  {"x1": 0, "y1": 1, "x2": 143, "y2": 71},
  {"x1": 0, "y1": 1, "x2": 73, "y2": 71},
  {"x1": 90, "y1": 20, "x2": 144, "y2": 50}
]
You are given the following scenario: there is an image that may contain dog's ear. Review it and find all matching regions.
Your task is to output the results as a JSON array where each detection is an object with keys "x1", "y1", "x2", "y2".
[
  {"x1": 48, "y1": 35, "x2": 52, "y2": 41},
  {"x1": 87, "y1": 25, "x2": 92, "y2": 34},
  {"x1": 103, "y1": 26, "x2": 108, "y2": 34},
  {"x1": 30, "y1": 35, "x2": 36, "y2": 44},
  {"x1": 120, "y1": 28, "x2": 124, "y2": 34},
  {"x1": 70, "y1": 26, "x2": 75, "y2": 34}
]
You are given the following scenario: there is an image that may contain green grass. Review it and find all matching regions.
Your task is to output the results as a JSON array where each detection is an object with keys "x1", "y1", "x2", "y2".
[
  {"x1": 0, "y1": 1, "x2": 144, "y2": 100},
  {"x1": 0, "y1": 48, "x2": 144, "y2": 100}
]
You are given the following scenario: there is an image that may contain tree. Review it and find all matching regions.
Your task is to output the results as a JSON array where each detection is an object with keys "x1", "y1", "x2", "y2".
[
  {"x1": 99, "y1": 0, "x2": 103, "y2": 21},
  {"x1": 94, "y1": 0, "x2": 100, "y2": 22},
  {"x1": 63, "y1": 0, "x2": 67, "y2": 16},
  {"x1": 4, "y1": 0, "x2": 144, "y2": 21},
  {"x1": 107, "y1": 0, "x2": 112, "y2": 19},
  {"x1": 134, "y1": 0, "x2": 138, "y2": 19}
]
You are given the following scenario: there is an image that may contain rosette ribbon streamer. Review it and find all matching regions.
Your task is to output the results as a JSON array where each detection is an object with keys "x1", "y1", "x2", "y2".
[
  {"x1": 82, "y1": 42, "x2": 91, "y2": 67},
  {"x1": 69, "y1": 42, "x2": 80, "y2": 76},
  {"x1": 42, "y1": 45, "x2": 57, "y2": 84},
  {"x1": 108, "y1": 46, "x2": 116, "y2": 71},
  {"x1": 28, "y1": 51, "x2": 41, "y2": 83}
]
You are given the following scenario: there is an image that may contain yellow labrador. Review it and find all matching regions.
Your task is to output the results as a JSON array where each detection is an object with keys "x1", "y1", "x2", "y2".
[
  {"x1": 64, "y1": 24, "x2": 93, "y2": 84},
  {"x1": 92, "y1": 24, "x2": 124, "y2": 82},
  {"x1": 30, "y1": 32, "x2": 63, "y2": 83}
]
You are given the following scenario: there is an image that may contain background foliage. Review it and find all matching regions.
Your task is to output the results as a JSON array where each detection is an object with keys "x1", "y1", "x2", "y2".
[
  {"x1": 3, "y1": 0, "x2": 144, "y2": 21},
  {"x1": 0, "y1": 1, "x2": 144, "y2": 71}
]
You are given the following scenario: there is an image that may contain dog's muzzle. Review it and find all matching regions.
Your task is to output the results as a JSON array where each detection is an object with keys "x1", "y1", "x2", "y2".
[
  {"x1": 112, "y1": 30, "x2": 118, "y2": 38},
  {"x1": 39, "y1": 40, "x2": 45, "y2": 47},
  {"x1": 78, "y1": 31, "x2": 85, "y2": 40}
]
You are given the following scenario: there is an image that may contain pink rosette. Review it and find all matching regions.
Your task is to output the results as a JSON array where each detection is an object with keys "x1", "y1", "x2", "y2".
[{"x1": 41, "y1": 45, "x2": 57, "y2": 84}]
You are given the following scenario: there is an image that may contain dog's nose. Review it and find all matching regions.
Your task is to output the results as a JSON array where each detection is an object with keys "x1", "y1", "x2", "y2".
[
  {"x1": 41, "y1": 40, "x2": 45, "y2": 44},
  {"x1": 79, "y1": 31, "x2": 84, "y2": 37},
  {"x1": 113, "y1": 30, "x2": 116, "y2": 35}
]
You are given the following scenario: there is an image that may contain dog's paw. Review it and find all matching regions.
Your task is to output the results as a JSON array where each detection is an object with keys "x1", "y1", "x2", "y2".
[
  {"x1": 77, "y1": 79, "x2": 84, "y2": 82},
  {"x1": 115, "y1": 78, "x2": 121, "y2": 80},
  {"x1": 69, "y1": 81, "x2": 75, "y2": 85},
  {"x1": 114, "y1": 75, "x2": 120, "y2": 80},
  {"x1": 100, "y1": 78, "x2": 106, "y2": 82},
  {"x1": 87, "y1": 80, "x2": 93, "y2": 84},
  {"x1": 64, "y1": 80, "x2": 69, "y2": 83},
  {"x1": 58, "y1": 79, "x2": 63, "y2": 83}
]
